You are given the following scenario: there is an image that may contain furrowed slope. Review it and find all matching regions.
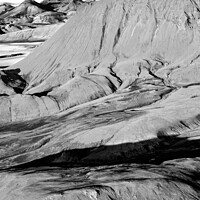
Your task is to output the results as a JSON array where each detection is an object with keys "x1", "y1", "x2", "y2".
[
  {"x1": 12, "y1": 0, "x2": 200, "y2": 91},
  {"x1": 3, "y1": 0, "x2": 200, "y2": 122}
]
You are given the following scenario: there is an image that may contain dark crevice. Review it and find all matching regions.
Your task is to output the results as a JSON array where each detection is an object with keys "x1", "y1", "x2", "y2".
[
  {"x1": 48, "y1": 95, "x2": 61, "y2": 111},
  {"x1": 159, "y1": 88, "x2": 173, "y2": 99},
  {"x1": 180, "y1": 120, "x2": 192, "y2": 130},
  {"x1": 108, "y1": 57, "x2": 122, "y2": 86},
  {"x1": 190, "y1": 0, "x2": 200, "y2": 13},
  {"x1": 184, "y1": 11, "x2": 194, "y2": 29},
  {"x1": 190, "y1": 54, "x2": 200, "y2": 64},
  {"x1": 182, "y1": 82, "x2": 200, "y2": 88},
  {"x1": 98, "y1": 5, "x2": 110, "y2": 54},
  {"x1": 12, "y1": 87, "x2": 24, "y2": 94},
  {"x1": 113, "y1": 26, "x2": 121, "y2": 50},
  {"x1": 71, "y1": 70, "x2": 75, "y2": 78},
  {"x1": 109, "y1": 67, "x2": 122, "y2": 87},
  {"x1": 0, "y1": 66, "x2": 9, "y2": 69},
  {"x1": 137, "y1": 64, "x2": 142, "y2": 77},
  {"x1": 143, "y1": 59, "x2": 176, "y2": 89},
  {"x1": 104, "y1": 76, "x2": 117, "y2": 92},
  {"x1": 191, "y1": 95, "x2": 198, "y2": 98},
  {"x1": 0, "y1": 94, "x2": 9, "y2": 96},
  {"x1": 31, "y1": 90, "x2": 51, "y2": 97},
  {"x1": 112, "y1": 3, "x2": 126, "y2": 51},
  {"x1": 0, "y1": 53, "x2": 24, "y2": 59},
  {"x1": 148, "y1": 68, "x2": 164, "y2": 81}
]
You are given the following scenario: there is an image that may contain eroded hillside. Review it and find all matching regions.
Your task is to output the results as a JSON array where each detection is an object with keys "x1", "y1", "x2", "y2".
[{"x1": 0, "y1": 0, "x2": 200, "y2": 199}]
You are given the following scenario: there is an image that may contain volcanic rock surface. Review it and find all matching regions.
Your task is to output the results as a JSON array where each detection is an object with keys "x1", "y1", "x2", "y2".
[{"x1": 1, "y1": 0, "x2": 200, "y2": 199}]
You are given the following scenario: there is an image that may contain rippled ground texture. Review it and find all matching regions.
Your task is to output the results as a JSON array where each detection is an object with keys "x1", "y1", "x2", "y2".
[{"x1": 1, "y1": 0, "x2": 200, "y2": 199}]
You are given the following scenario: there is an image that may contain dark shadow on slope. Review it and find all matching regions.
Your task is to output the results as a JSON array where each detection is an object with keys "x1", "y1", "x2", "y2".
[
  {"x1": 7, "y1": 135, "x2": 200, "y2": 170},
  {"x1": 1, "y1": 132, "x2": 200, "y2": 197},
  {"x1": 3, "y1": 136, "x2": 200, "y2": 197}
]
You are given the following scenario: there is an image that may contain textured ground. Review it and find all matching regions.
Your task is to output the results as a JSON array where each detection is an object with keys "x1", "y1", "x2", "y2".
[
  {"x1": 0, "y1": 0, "x2": 200, "y2": 199},
  {"x1": 0, "y1": 158, "x2": 200, "y2": 200}
]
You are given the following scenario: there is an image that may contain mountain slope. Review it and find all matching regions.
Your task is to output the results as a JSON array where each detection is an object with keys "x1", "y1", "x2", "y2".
[
  {"x1": 12, "y1": 0, "x2": 200, "y2": 94},
  {"x1": 0, "y1": 0, "x2": 198, "y2": 164},
  {"x1": 0, "y1": 0, "x2": 52, "y2": 19},
  {"x1": 0, "y1": 3, "x2": 13, "y2": 16}
]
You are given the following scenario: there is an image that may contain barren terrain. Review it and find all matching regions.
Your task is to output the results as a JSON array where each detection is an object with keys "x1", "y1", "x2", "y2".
[{"x1": 0, "y1": 0, "x2": 200, "y2": 199}]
